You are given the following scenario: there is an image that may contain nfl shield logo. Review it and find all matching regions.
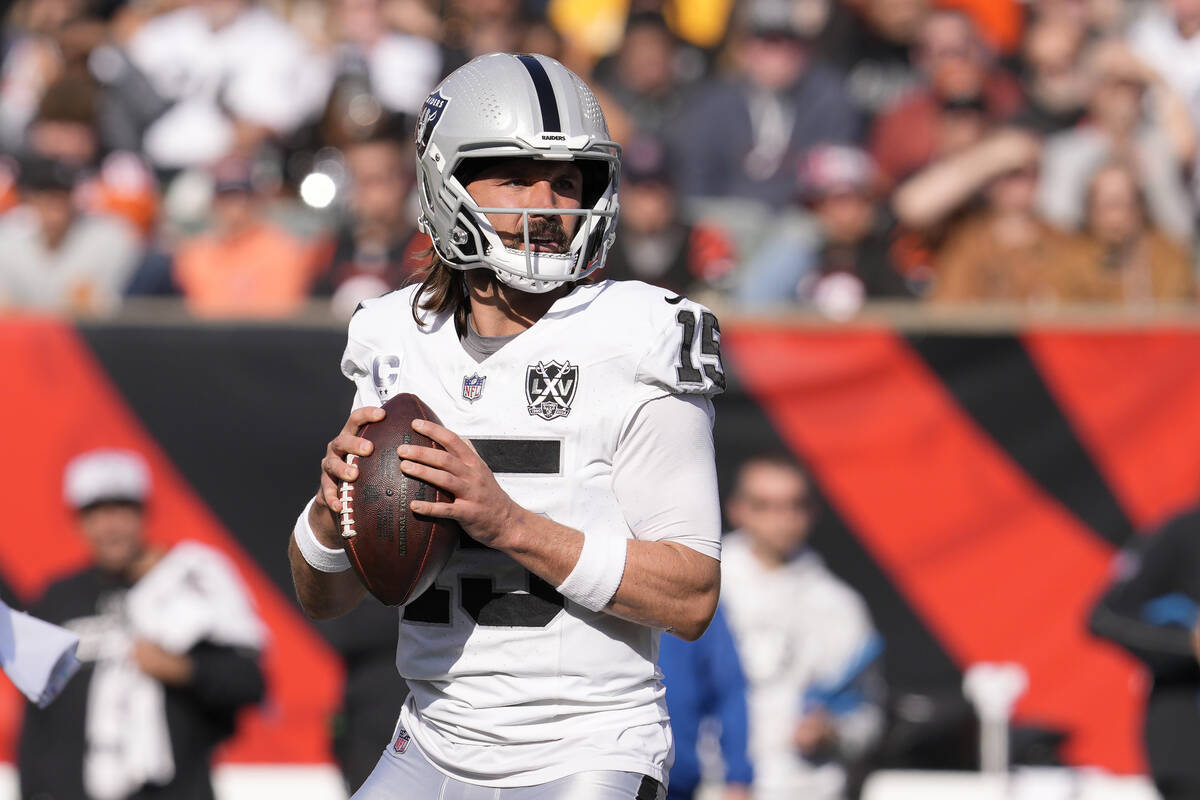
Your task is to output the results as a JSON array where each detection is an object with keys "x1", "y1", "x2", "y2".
[
  {"x1": 393, "y1": 725, "x2": 410, "y2": 754},
  {"x1": 526, "y1": 361, "x2": 578, "y2": 420},
  {"x1": 462, "y1": 373, "x2": 486, "y2": 403}
]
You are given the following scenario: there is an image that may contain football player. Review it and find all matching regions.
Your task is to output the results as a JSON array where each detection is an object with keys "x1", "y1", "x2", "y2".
[{"x1": 289, "y1": 53, "x2": 725, "y2": 799}]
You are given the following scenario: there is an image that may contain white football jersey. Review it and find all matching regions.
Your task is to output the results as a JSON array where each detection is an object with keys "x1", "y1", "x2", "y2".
[{"x1": 340, "y1": 279, "x2": 725, "y2": 787}]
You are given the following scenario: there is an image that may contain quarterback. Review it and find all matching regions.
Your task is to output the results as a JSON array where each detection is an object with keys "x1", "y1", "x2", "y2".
[{"x1": 289, "y1": 53, "x2": 724, "y2": 799}]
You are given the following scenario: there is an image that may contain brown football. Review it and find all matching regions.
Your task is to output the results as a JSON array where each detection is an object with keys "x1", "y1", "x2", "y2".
[{"x1": 339, "y1": 393, "x2": 460, "y2": 606}]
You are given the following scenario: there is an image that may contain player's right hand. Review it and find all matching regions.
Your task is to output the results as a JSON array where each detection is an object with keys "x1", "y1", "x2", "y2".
[{"x1": 317, "y1": 406, "x2": 385, "y2": 518}]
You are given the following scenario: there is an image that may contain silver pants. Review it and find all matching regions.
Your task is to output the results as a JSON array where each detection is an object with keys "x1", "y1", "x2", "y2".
[{"x1": 351, "y1": 735, "x2": 665, "y2": 800}]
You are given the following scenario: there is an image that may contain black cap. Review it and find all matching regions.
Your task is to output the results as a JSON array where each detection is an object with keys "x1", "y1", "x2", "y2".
[{"x1": 17, "y1": 156, "x2": 79, "y2": 192}]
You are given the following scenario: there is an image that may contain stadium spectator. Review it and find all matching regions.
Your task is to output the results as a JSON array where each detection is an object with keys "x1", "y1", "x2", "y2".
[
  {"x1": 1038, "y1": 38, "x2": 1196, "y2": 246},
  {"x1": 84, "y1": 2, "x2": 174, "y2": 156},
  {"x1": 894, "y1": 127, "x2": 1099, "y2": 304},
  {"x1": 311, "y1": 130, "x2": 427, "y2": 319},
  {"x1": 121, "y1": 0, "x2": 328, "y2": 170},
  {"x1": 1029, "y1": 0, "x2": 1129, "y2": 36},
  {"x1": 171, "y1": 157, "x2": 319, "y2": 318},
  {"x1": 0, "y1": 0, "x2": 85, "y2": 151},
  {"x1": 818, "y1": 0, "x2": 928, "y2": 120},
  {"x1": 1128, "y1": 0, "x2": 1200, "y2": 129},
  {"x1": 1089, "y1": 504, "x2": 1200, "y2": 800},
  {"x1": 594, "y1": 12, "x2": 693, "y2": 137},
  {"x1": 26, "y1": 76, "x2": 160, "y2": 237},
  {"x1": 735, "y1": 144, "x2": 910, "y2": 313},
  {"x1": 378, "y1": 0, "x2": 443, "y2": 42},
  {"x1": 869, "y1": 9, "x2": 1024, "y2": 185},
  {"x1": 659, "y1": 605, "x2": 754, "y2": 800},
  {"x1": 18, "y1": 448, "x2": 266, "y2": 800},
  {"x1": 317, "y1": 0, "x2": 443, "y2": 118},
  {"x1": 0, "y1": 155, "x2": 141, "y2": 313},
  {"x1": 602, "y1": 134, "x2": 736, "y2": 296},
  {"x1": 672, "y1": 0, "x2": 859, "y2": 208},
  {"x1": 519, "y1": 16, "x2": 568, "y2": 64},
  {"x1": 721, "y1": 454, "x2": 885, "y2": 800},
  {"x1": 22, "y1": 74, "x2": 99, "y2": 169},
  {"x1": 1066, "y1": 160, "x2": 1195, "y2": 303},
  {"x1": 1010, "y1": 17, "x2": 1090, "y2": 135},
  {"x1": 441, "y1": 0, "x2": 525, "y2": 61}
]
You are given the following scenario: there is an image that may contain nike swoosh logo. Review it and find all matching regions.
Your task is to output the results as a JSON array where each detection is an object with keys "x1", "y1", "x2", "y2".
[{"x1": 664, "y1": 295, "x2": 684, "y2": 305}]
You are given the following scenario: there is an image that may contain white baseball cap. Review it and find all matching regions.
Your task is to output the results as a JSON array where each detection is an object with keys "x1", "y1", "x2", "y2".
[{"x1": 63, "y1": 449, "x2": 151, "y2": 510}]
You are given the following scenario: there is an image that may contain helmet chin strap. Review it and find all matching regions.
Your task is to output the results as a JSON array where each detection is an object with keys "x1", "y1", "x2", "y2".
[
  {"x1": 492, "y1": 267, "x2": 569, "y2": 294},
  {"x1": 467, "y1": 205, "x2": 585, "y2": 292}
]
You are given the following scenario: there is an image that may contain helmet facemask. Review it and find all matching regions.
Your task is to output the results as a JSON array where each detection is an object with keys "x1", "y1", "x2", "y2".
[{"x1": 423, "y1": 153, "x2": 620, "y2": 294}]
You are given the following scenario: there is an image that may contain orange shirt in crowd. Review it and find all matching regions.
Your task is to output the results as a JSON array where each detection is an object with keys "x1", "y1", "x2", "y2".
[
  {"x1": 1063, "y1": 231, "x2": 1196, "y2": 304},
  {"x1": 930, "y1": 214, "x2": 1093, "y2": 303},
  {"x1": 174, "y1": 222, "x2": 318, "y2": 318}
]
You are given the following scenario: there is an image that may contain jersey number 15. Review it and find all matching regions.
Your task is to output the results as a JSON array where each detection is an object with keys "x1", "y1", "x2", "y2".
[
  {"x1": 403, "y1": 438, "x2": 566, "y2": 628},
  {"x1": 676, "y1": 309, "x2": 725, "y2": 390}
]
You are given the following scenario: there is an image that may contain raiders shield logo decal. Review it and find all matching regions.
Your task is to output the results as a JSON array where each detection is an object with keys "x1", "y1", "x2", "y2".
[
  {"x1": 526, "y1": 361, "x2": 578, "y2": 420},
  {"x1": 415, "y1": 90, "x2": 448, "y2": 158}
]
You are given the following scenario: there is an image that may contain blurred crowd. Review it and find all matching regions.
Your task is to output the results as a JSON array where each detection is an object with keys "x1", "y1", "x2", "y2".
[{"x1": 3, "y1": 0, "x2": 1200, "y2": 318}]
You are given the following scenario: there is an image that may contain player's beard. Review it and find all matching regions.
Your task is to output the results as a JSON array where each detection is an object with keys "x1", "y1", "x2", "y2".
[{"x1": 499, "y1": 217, "x2": 570, "y2": 253}]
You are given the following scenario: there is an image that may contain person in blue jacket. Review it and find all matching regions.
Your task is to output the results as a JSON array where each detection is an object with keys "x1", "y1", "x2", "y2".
[{"x1": 660, "y1": 604, "x2": 754, "y2": 800}]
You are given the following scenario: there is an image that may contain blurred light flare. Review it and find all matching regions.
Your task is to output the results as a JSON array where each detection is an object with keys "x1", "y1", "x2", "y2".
[{"x1": 299, "y1": 172, "x2": 337, "y2": 209}]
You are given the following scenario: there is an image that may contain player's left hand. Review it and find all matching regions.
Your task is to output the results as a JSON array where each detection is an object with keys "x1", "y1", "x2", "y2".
[{"x1": 398, "y1": 418, "x2": 520, "y2": 549}]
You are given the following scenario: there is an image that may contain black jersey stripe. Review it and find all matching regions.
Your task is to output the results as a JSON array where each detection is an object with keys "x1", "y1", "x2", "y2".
[
  {"x1": 470, "y1": 438, "x2": 561, "y2": 475},
  {"x1": 516, "y1": 54, "x2": 562, "y2": 132}
]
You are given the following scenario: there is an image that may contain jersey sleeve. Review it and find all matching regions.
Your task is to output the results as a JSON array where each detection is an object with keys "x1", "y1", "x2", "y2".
[
  {"x1": 634, "y1": 296, "x2": 726, "y2": 397},
  {"x1": 340, "y1": 303, "x2": 387, "y2": 409},
  {"x1": 611, "y1": 393, "x2": 721, "y2": 559}
]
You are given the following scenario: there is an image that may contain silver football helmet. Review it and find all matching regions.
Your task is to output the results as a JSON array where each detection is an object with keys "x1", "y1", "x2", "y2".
[{"x1": 414, "y1": 53, "x2": 620, "y2": 293}]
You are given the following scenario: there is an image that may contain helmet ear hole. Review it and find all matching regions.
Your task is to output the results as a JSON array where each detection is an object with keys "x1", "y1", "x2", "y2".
[
  {"x1": 583, "y1": 219, "x2": 608, "y2": 266},
  {"x1": 579, "y1": 159, "x2": 611, "y2": 208}
]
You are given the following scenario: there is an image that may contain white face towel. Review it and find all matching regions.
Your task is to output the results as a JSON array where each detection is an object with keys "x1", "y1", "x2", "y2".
[
  {"x1": 83, "y1": 541, "x2": 266, "y2": 799},
  {"x1": 0, "y1": 599, "x2": 82, "y2": 708},
  {"x1": 85, "y1": 657, "x2": 174, "y2": 800}
]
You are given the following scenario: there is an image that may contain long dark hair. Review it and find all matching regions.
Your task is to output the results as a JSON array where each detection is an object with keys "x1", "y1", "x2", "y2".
[{"x1": 408, "y1": 248, "x2": 471, "y2": 335}]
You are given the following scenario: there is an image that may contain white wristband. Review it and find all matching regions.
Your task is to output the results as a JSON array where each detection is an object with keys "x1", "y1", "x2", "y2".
[
  {"x1": 556, "y1": 533, "x2": 628, "y2": 613},
  {"x1": 294, "y1": 496, "x2": 351, "y2": 573}
]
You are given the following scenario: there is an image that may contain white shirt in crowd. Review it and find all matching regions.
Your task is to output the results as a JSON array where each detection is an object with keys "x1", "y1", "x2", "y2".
[
  {"x1": 127, "y1": 5, "x2": 329, "y2": 168},
  {"x1": 0, "y1": 208, "x2": 141, "y2": 313}
]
